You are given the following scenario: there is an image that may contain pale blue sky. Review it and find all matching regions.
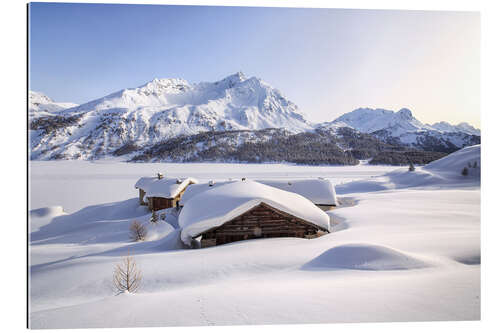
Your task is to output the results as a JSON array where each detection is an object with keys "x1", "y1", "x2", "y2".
[{"x1": 29, "y1": 3, "x2": 480, "y2": 127}]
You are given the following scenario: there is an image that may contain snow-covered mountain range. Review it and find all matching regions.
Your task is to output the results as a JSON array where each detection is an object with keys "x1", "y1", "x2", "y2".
[
  {"x1": 322, "y1": 107, "x2": 480, "y2": 136},
  {"x1": 29, "y1": 73, "x2": 480, "y2": 161},
  {"x1": 319, "y1": 107, "x2": 480, "y2": 153},
  {"x1": 29, "y1": 73, "x2": 314, "y2": 160}
]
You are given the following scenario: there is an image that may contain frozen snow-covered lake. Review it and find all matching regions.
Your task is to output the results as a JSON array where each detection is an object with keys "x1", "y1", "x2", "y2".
[{"x1": 29, "y1": 160, "x2": 397, "y2": 213}]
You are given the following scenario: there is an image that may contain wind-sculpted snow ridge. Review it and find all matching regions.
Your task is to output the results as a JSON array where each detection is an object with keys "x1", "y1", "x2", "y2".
[
  {"x1": 320, "y1": 107, "x2": 480, "y2": 152},
  {"x1": 29, "y1": 73, "x2": 313, "y2": 160}
]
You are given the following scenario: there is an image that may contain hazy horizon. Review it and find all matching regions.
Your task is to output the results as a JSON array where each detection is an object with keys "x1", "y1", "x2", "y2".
[{"x1": 29, "y1": 3, "x2": 480, "y2": 127}]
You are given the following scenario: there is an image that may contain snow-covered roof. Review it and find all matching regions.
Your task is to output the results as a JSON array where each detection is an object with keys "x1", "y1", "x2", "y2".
[
  {"x1": 134, "y1": 177, "x2": 158, "y2": 190},
  {"x1": 135, "y1": 177, "x2": 198, "y2": 199},
  {"x1": 179, "y1": 180, "x2": 235, "y2": 206},
  {"x1": 256, "y1": 178, "x2": 338, "y2": 206},
  {"x1": 179, "y1": 180, "x2": 330, "y2": 245},
  {"x1": 179, "y1": 178, "x2": 338, "y2": 207}
]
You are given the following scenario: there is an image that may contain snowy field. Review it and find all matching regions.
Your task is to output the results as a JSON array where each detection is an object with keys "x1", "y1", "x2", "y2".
[{"x1": 28, "y1": 147, "x2": 480, "y2": 329}]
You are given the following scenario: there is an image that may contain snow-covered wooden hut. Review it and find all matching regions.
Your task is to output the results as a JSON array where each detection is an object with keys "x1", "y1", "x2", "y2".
[
  {"x1": 179, "y1": 180, "x2": 330, "y2": 247},
  {"x1": 135, "y1": 176, "x2": 198, "y2": 211},
  {"x1": 256, "y1": 178, "x2": 338, "y2": 210}
]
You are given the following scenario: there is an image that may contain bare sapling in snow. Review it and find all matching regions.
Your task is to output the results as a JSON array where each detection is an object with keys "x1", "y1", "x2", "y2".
[
  {"x1": 150, "y1": 210, "x2": 159, "y2": 224},
  {"x1": 129, "y1": 220, "x2": 147, "y2": 241},
  {"x1": 113, "y1": 254, "x2": 142, "y2": 294},
  {"x1": 462, "y1": 166, "x2": 469, "y2": 176}
]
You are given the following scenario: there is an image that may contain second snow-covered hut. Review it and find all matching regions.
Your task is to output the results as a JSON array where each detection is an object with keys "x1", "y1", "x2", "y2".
[
  {"x1": 135, "y1": 176, "x2": 198, "y2": 211},
  {"x1": 256, "y1": 178, "x2": 338, "y2": 210}
]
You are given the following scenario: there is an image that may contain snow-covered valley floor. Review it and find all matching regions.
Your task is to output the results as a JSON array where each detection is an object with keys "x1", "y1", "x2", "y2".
[{"x1": 28, "y1": 150, "x2": 480, "y2": 329}]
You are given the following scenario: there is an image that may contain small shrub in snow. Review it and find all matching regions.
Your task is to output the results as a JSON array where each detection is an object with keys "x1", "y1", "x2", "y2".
[
  {"x1": 408, "y1": 161, "x2": 415, "y2": 172},
  {"x1": 113, "y1": 254, "x2": 142, "y2": 294},
  {"x1": 129, "y1": 221, "x2": 147, "y2": 241},
  {"x1": 150, "y1": 211, "x2": 159, "y2": 224},
  {"x1": 461, "y1": 167, "x2": 469, "y2": 176},
  {"x1": 160, "y1": 212, "x2": 166, "y2": 221}
]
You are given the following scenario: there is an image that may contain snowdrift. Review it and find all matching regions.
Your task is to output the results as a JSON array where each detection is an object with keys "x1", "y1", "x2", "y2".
[
  {"x1": 30, "y1": 206, "x2": 65, "y2": 218},
  {"x1": 336, "y1": 145, "x2": 480, "y2": 194},
  {"x1": 30, "y1": 206, "x2": 67, "y2": 233},
  {"x1": 424, "y1": 144, "x2": 480, "y2": 176},
  {"x1": 302, "y1": 244, "x2": 429, "y2": 271}
]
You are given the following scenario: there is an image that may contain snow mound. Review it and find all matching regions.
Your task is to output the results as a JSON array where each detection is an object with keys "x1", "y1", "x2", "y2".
[
  {"x1": 152, "y1": 229, "x2": 189, "y2": 251},
  {"x1": 302, "y1": 244, "x2": 429, "y2": 271},
  {"x1": 144, "y1": 221, "x2": 175, "y2": 242},
  {"x1": 424, "y1": 144, "x2": 480, "y2": 175},
  {"x1": 30, "y1": 206, "x2": 67, "y2": 233},
  {"x1": 450, "y1": 248, "x2": 481, "y2": 265},
  {"x1": 30, "y1": 206, "x2": 65, "y2": 218}
]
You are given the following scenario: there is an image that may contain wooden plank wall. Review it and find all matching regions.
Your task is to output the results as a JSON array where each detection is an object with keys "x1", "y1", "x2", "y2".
[{"x1": 200, "y1": 203, "x2": 322, "y2": 246}]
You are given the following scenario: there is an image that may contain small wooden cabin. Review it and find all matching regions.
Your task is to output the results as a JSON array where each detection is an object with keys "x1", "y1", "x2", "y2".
[
  {"x1": 146, "y1": 184, "x2": 187, "y2": 211},
  {"x1": 178, "y1": 180, "x2": 331, "y2": 248},
  {"x1": 134, "y1": 176, "x2": 198, "y2": 211},
  {"x1": 197, "y1": 202, "x2": 328, "y2": 247}
]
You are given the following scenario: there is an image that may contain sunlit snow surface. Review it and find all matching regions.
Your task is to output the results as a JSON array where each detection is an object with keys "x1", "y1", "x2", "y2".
[{"x1": 29, "y1": 147, "x2": 480, "y2": 328}]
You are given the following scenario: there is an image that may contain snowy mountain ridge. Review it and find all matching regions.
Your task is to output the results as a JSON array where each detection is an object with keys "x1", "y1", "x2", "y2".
[
  {"x1": 29, "y1": 73, "x2": 313, "y2": 160},
  {"x1": 320, "y1": 107, "x2": 480, "y2": 152},
  {"x1": 29, "y1": 73, "x2": 479, "y2": 160},
  {"x1": 430, "y1": 121, "x2": 480, "y2": 136},
  {"x1": 323, "y1": 107, "x2": 480, "y2": 136},
  {"x1": 60, "y1": 71, "x2": 311, "y2": 133},
  {"x1": 29, "y1": 91, "x2": 78, "y2": 117}
]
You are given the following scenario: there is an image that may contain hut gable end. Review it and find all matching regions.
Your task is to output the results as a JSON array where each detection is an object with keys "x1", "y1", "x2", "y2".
[{"x1": 197, "y1": 202, "x2": 327, "y2": 246}]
